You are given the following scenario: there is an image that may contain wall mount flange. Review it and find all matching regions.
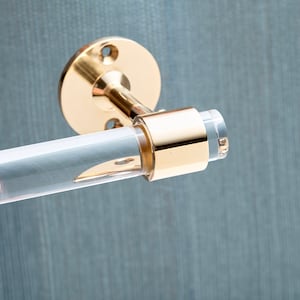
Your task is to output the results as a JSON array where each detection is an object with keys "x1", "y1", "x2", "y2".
[{"x1": 59, "y1": 37, "x2": 161, "y2": 134}]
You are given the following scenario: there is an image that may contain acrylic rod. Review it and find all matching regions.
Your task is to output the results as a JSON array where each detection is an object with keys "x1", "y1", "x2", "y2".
[
  {"x1": 0, "y1": 109, "x2": 228, "y2": 204},
  {"x1": 0, "y1": 127, "x2": 145, "y2": 204}
]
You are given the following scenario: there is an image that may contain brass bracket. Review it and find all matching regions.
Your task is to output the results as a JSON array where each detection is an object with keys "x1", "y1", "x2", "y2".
[{"x1": 59, "y1": 37, "x2": 161, "y2": 134}]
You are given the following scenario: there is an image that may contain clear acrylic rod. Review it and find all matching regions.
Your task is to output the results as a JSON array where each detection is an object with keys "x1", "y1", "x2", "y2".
[
  {"x1": 0, "y1": 109, "x2": 228, "y2": 204},
  {"x1": 0, "y1": 127, "x2": 145, "y2": 204}
]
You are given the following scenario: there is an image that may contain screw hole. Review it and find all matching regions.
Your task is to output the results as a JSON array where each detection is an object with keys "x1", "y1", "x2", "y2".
[
  {"x1": 101, "y1": 46, "x2": 111, "y2": 57},
  {"x1": 105, "y1": 118, "x2": 123, "y2": 130},
  {"x1": 99, "y1": 44, "x2": 118, "y2": 65}
]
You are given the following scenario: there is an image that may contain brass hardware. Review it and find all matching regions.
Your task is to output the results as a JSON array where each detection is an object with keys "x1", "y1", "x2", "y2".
[
  {"x1": 134, "y1": 108, "x2": 209, "y2": 181},
  {"x1": 75, "y1": 155, "x2": 141, "y2": 183},
  {"x1": 59, "y1": 37, "x2": 161, "y2": 134},
  {"x1": 59, "y1": 37, "x2": 229, "y2": 182}
]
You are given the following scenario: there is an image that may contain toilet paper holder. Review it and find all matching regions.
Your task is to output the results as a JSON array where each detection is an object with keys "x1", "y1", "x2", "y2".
[{"x1": 0, "y1": 37, "x2": 229, "y2": 203}]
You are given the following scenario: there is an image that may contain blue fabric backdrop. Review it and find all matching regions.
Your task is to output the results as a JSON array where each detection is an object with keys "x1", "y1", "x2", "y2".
[{"x1": 0, "y1": 1, "x2": 299, "y2": 299}]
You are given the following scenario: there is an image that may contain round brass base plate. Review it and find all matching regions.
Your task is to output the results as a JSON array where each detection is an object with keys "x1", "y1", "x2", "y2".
[{"x1": 59, "y1": 37, "x2": 161, "y2": 134}]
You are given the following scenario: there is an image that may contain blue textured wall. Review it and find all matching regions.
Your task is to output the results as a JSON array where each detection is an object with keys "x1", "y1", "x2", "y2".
[{"x1": 0, "y1": 1, "x2": 299, "y2": 299}]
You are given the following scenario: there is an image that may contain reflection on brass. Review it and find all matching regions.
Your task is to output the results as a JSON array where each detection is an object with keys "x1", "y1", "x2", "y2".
[
  {"x1": 134, "y1": 108, "x2": 209, "y2": 181},
  {"x1": 94, "y1": 71, "x2": 152, "y2": 119},
  {"x1": 75, "y1": 156, "x2": 141, "y2": 183}
]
